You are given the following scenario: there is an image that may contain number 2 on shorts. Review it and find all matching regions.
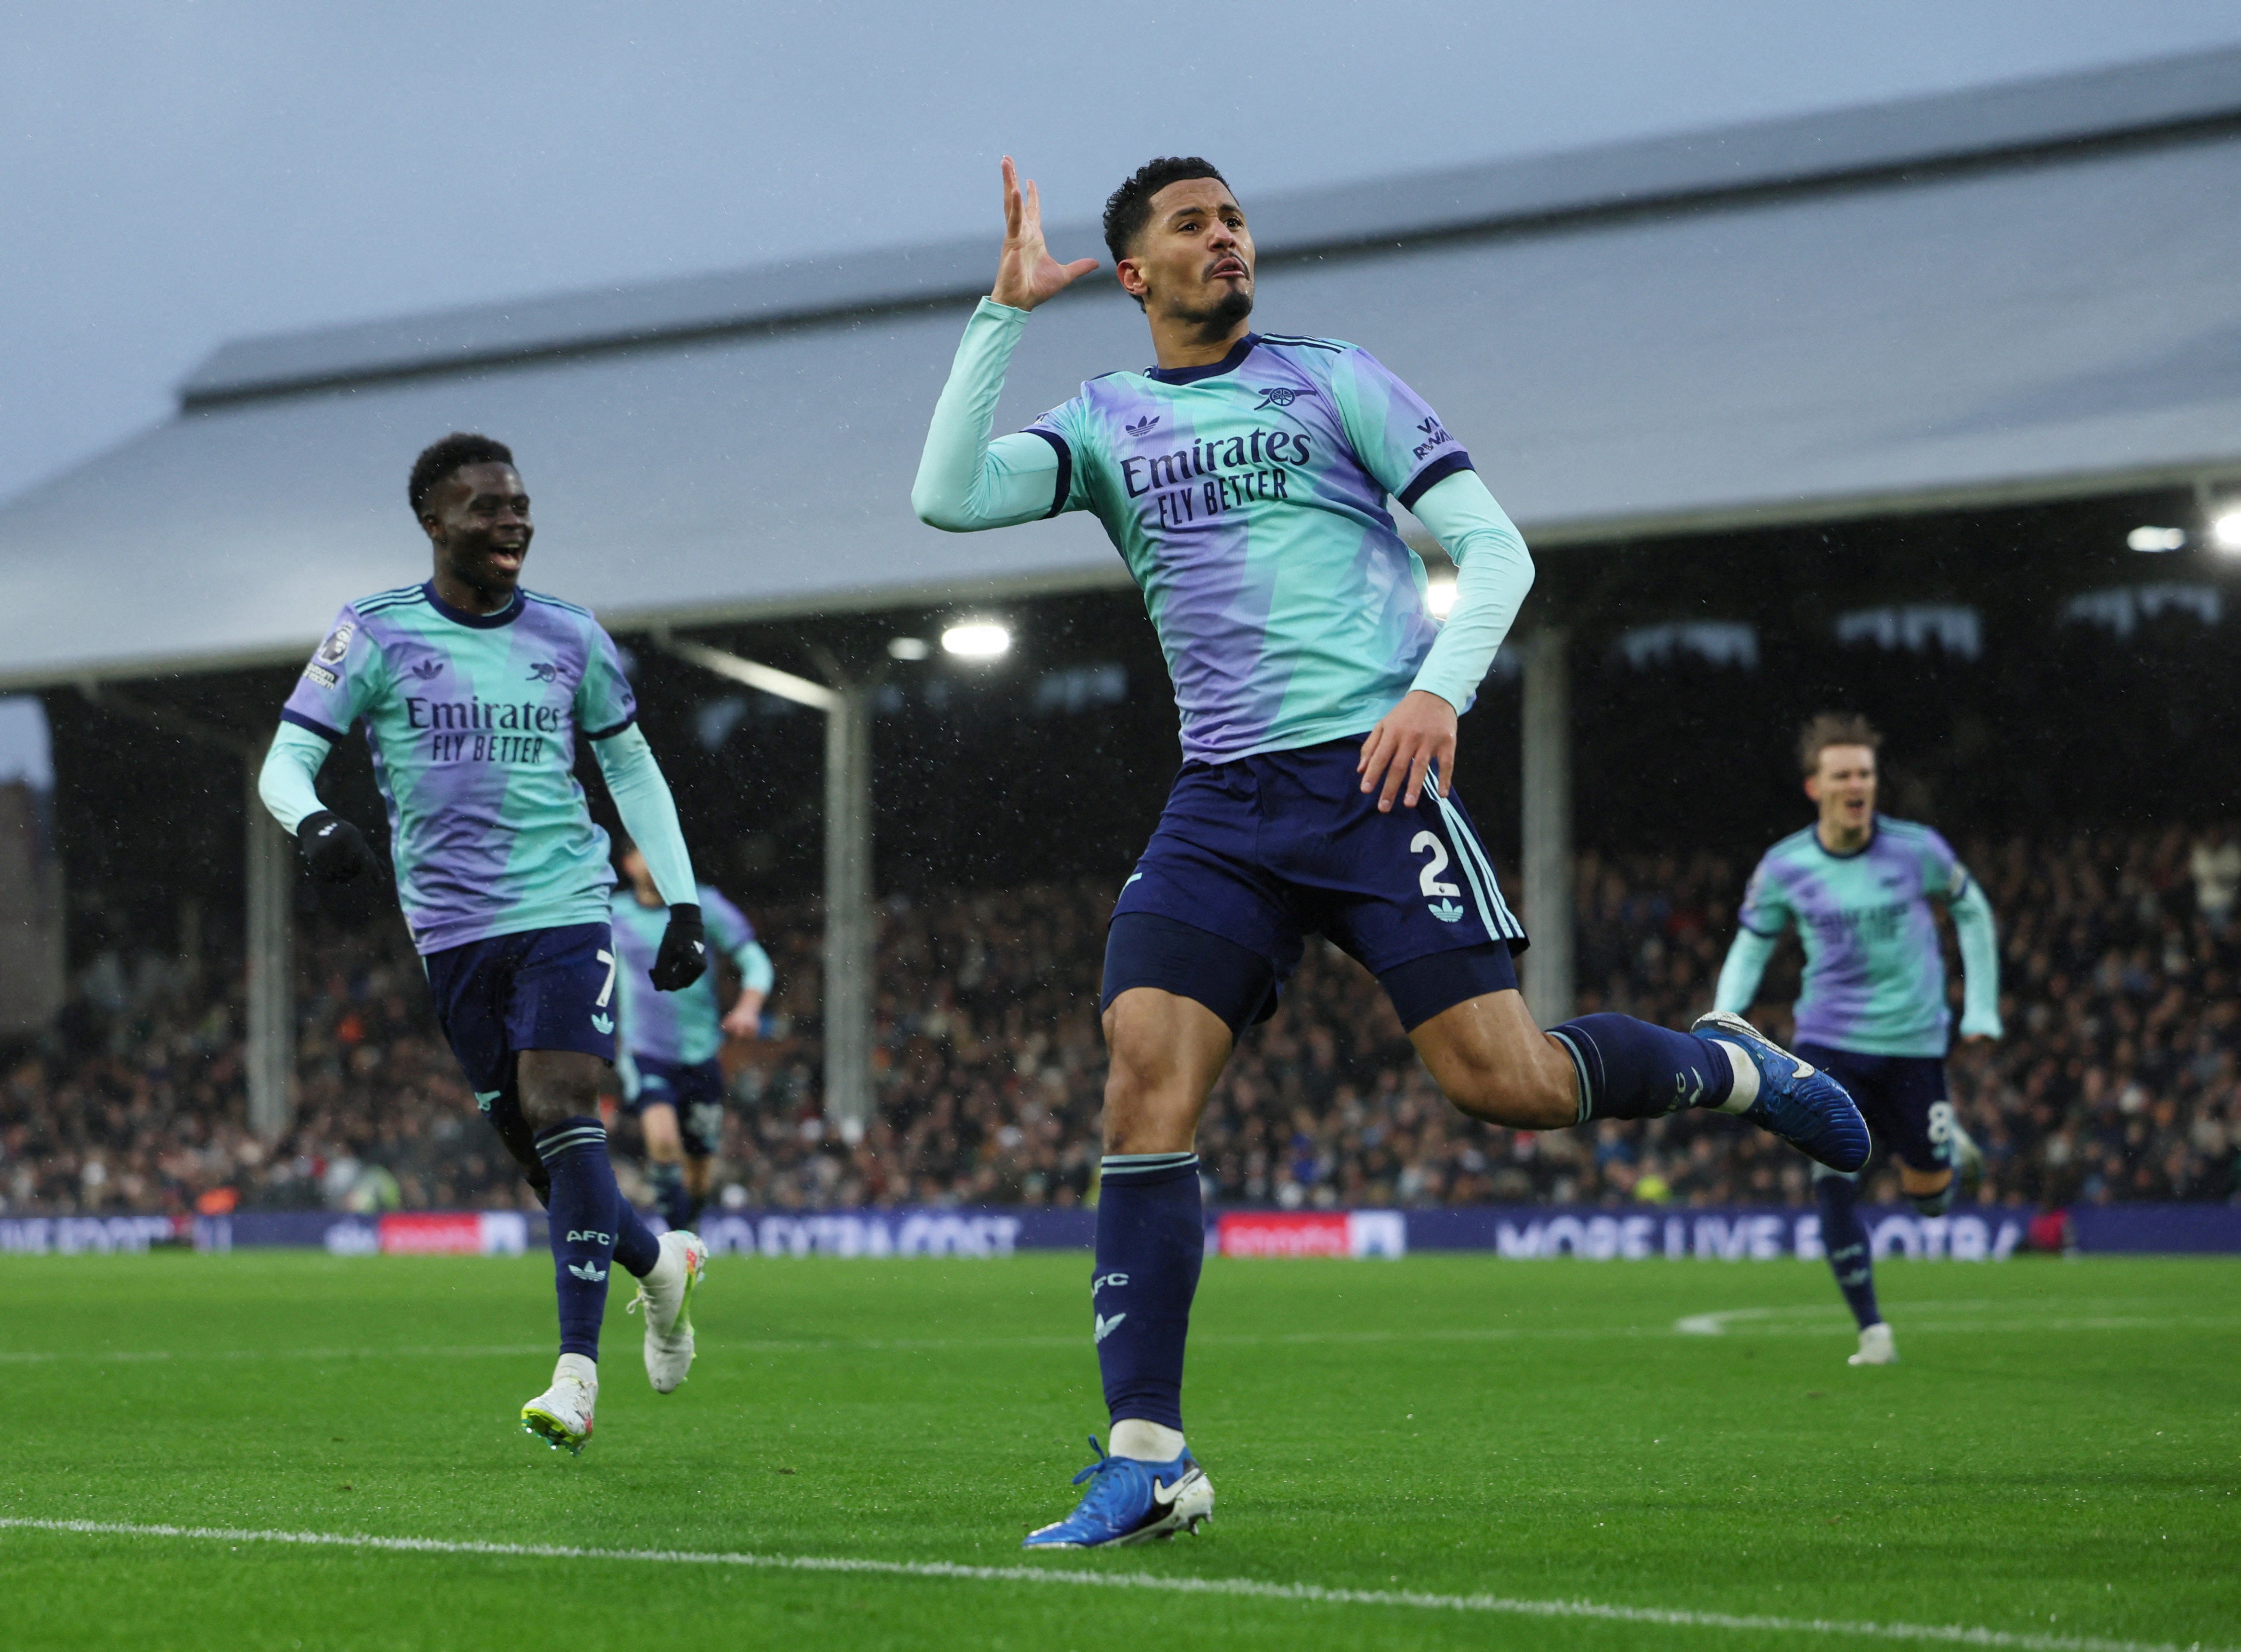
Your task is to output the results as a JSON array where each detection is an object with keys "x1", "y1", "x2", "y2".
[{"x1": 1410, "y1": 830, "x2": 1462, "y2": 898}]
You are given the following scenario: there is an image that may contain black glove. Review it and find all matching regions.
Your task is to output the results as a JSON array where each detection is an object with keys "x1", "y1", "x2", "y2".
[
  {"x1": 650, "y1": 903, "x2": 708, "y2": 992},
  {"x1": 298, "y1": 811, "x2": 379, "y2": 884}
]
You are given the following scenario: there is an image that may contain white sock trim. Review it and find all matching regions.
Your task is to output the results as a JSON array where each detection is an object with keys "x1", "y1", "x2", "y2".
[
  {"x1": 1712, "y1": 1041, "x2": 1759, "y2": 1114},
  {"x1": 1109, "y1": 1419, "x2": 1186, "y2": 1462}
]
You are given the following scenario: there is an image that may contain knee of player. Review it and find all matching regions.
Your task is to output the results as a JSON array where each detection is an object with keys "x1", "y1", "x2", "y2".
[
  {"x1": 1099, "y1": 1021, "x2": 1168, "y2": 1104},
  {"x1": 518, "y1": 1063, "x2": 604, "y2": 1129},
  {"x1": 1099, "y1": 1062, "x2": 1199, "y2": 1154},
  {"x1": 1099, "y1": 1057, "x2": 1164, "y2": 1136},
  {"x1": 519, "y1": 1095, "x2": 577, "y2": 1134}
]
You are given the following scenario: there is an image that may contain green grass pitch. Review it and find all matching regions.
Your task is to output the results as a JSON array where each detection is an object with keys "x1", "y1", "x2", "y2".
[{"x1": 2, "y1": 1249, "x2": 2235, "y2": 1651}]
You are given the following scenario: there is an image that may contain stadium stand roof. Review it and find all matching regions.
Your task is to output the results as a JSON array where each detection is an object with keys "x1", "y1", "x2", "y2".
[{"x1": 3, "y1": 46, "x2": 2239, "y2": 688}]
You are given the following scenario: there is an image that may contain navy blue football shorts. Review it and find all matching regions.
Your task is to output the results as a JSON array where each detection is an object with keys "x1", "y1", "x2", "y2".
[
  {"x1": 422, "y1": 922, "x2": 618, "y2": 1105},
  {"x1": 619, "y1": 1053, "x2": 727, "y2": 1158},
  {"x1": 1103, "y1": 739, "x2": 1528, "y2": 1037},
  {"x1": 1795, "y1": 1043, "x2": 1951, "y2": 1174}
]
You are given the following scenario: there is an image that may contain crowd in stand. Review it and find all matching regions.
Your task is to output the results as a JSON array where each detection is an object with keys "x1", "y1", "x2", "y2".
[{"x1": 3, "y1": 826, "x2": 2234, "y2": 1217}]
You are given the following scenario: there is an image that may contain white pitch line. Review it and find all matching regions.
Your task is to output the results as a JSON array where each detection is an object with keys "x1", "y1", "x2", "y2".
[{"x1": 0, "y1": 1518, "x2": 2218, "y2": 1652}]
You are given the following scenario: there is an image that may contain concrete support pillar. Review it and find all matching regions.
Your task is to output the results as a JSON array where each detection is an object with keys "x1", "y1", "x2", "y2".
[
  {"x1": 821, "y1": 680, "x2": 876, "y2": 1143},
  {"x1": 243, "y1": 745, "x2": 295, "y2": 1141},
  {"x1": 1520, "y1": 629, "x2": 1574, "y2": 1029}
]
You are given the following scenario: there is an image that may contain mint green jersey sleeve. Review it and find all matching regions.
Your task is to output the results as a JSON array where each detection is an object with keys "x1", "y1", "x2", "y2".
[
  {"x1": 1736, "y1": 853, "x2": 1794, "y2": 939},
  {"x1": 912, "y1": 299, "x2": 1073, "y2": 530},
  {"x1": 265, "y1": 604, "x2": 392, "y2": 832},
  {"x1": 574, "y1": 619, "x2": 639, "y2": 740},
  {"x1": 280, "y1": 603, "x2": 389, "y2": 742},
  {"x1": 592, "y1": 724, "x2": 694, "y2": 906},
  {"x1": 1325, "y1": 345, "x2": 1472, "y2": 509},
  {"x1": 1947, "y1": 868, "x2": 2004, "y2": 1039},
  {"x1": 701, "y1": 885, "x2": 773, "y2": 994},
  {"x1": 1405, "y1": 470, "x2": 1535, "y2": 713},
  {"x1": 257, "y1": 722, "x2": 335, "y2": 834},
  {"x1": 1912, "y1": 826, "x2": 2001, "y2": 1036},
  {"x1": 1713, "y1": 929, "x2": 1780, "y2": 1015},
  {"x1": 734, "y1": 940, "x2": 774, "y2": 995},
  {"x1": 1718, "y1": 852, "x2": 1793, "y2": 1012}
]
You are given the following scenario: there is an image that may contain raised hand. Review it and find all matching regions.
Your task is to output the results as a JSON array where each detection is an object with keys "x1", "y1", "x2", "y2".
[{"x1": 991, "y1": 156, "x2": 1098, "y2": 312}]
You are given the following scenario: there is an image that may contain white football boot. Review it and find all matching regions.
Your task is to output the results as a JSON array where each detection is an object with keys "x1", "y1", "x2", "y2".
[
  {"x1": 521, "y1": 1352, "x2": 598, "y2": 1453},
  {"x1": 630, "y1": 1230, "x2": 710, "y2": 1393},
  {"x1": 1848, "y1": 1322, "x2": 1899, "y2": 1366}
]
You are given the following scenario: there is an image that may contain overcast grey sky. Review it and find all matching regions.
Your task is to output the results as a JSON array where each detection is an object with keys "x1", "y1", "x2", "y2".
[{"x1": 4, "y1": 1, "x2": 2239, "y2": 507}]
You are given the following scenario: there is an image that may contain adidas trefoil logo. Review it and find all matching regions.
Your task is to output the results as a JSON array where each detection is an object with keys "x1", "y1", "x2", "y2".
[
  {"x1": 1125, "y1": 414, "x2": 1160, "y2": 437},
  {"x1": 1427, "y1": 899, "x2": 1464, "y2": 923},
  {"x1": 568, "y1": 1261, "x2": 608, "y2": 1283},
  {"x1": 1093, "y1": 1312, "x2": 1128, "y2": 1344},
  {"x1": 591, "y1": 1013, "x2": 614, "y2": 1035}
]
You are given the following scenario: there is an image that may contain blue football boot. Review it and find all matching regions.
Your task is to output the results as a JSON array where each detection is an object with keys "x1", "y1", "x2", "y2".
[
  {"x1": 1691, "y1": 1011, "x2": 1870, "y2": 1172},
  {"x1": 1022, "y1": 1437, "x2": 1214, "y2": 1549}
]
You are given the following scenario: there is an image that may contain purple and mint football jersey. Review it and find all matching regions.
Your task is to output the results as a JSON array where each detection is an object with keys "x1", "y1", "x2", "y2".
[
  {"x1": 280, "y1": 581, "x2": 634, "y2": 954},
  {"x1": 1028, "y1": 333, "x2": 1471, "y2": 762},
  {"x1": 1738, "y1": 817, "x2": 1974, "y2": 1058},
  {"x1": 612, "y1": 883, "x2": 759, "y2": 1066}
]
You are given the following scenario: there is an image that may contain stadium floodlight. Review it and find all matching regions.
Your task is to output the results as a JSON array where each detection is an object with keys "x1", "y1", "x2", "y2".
[
  {"x1": 1425, "y1": 577, "x2": 1459, "y2": 620},
  {"x1": 886, "y1": 637, "x2": 931, "y2": 661},
  {"x1": 941, "y1": 621, "x2": 1010, "y2": 659},
  {"x1": 2211, "y1": 507, "x2": 2241, "y2": 554},
  {"x1": 2126, "y1": 526, "x2": 2187, "y2": 553}
]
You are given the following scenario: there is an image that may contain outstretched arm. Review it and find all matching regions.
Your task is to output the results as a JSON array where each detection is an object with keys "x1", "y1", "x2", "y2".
[
  {"x1": 911, "y1": 304, "x2": 1066, "y2": 530},
  {"x1": 1949, "y1": 876, "x2": 2003, "y2": 1040},
  {"x1": 913, "y1": 158, "x2": 1098, "y2": 532}
]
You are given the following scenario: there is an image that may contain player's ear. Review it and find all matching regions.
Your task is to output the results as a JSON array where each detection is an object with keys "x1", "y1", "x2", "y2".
[
  {"x1": 1115, "y1": 256, "x2": 1149, "y2": 300},
  {"x1": 1804, "y1": 774, "x2": 1822, "y2": 803}
]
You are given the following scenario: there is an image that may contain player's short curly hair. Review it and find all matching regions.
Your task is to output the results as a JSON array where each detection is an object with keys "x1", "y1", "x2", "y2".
[
  {"x1": 1102, "y1": 156, "x2": 1231, "y2": 265},
  {"x1": 1798, "y1": 711, "x2": 1882, "y2": 776},
  {"x1": 408, "y1": 433, "x2": 515, "y2": 515}
]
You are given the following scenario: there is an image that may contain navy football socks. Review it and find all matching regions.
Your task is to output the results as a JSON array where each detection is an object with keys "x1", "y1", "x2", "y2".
[
  {"x1": 537, "y1": 1116, "x2": 663, "y2": 1360},
  {"x1": 647, "y1": 1160, "x2": 693, "y2": 1233},
  {"x1": 1909, "y1": 1166, "x2": 1959, "y2": 1217},
  {"x1": 1093, "y1": 1154, "x2": 1205, "y2": 1436},
  {"x1": 1549, "y1": 1012, "x2": 1736, "y2": 1122},
  {"x1": 1815, "y1": 1167, "x2": 1882, "y2": 1330}
]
